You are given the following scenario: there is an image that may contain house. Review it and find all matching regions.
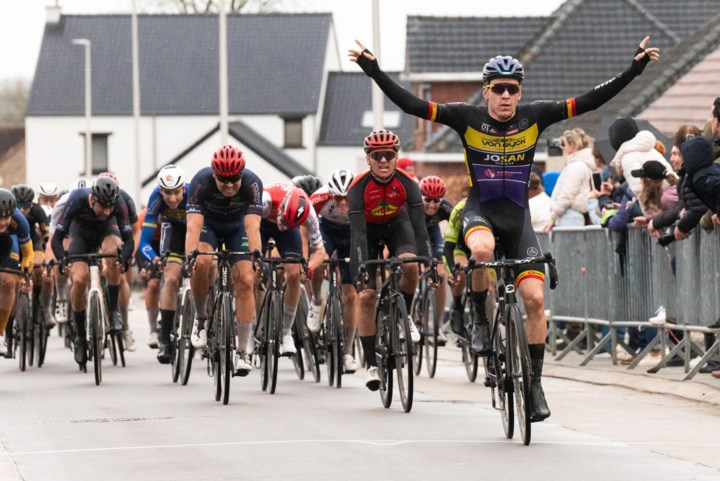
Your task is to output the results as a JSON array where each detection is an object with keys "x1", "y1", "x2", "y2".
[
  {"x1": 404, "y1": 0, "x2": 720, "y2": 170},
  {"x1": 0, "y1": 127, "x2": 26, "y2": 188},
  {"x1": 27, "y1": 10, "x2": 343, "y2": 202}
]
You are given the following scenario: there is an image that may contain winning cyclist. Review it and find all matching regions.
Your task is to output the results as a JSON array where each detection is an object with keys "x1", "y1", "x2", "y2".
[
  {"x1": 185, "y1": 145, "x2": 263, "y2": 377},
  {"x1": 350, "y1": 130, "x2": 431, "y2": 390},
  {"x1": 51, "y1": 177, "x2": 135, "y2": 365},
  {"x1": 140, "y1": 165, "x2": 188, "y2": 364},
  {"x1": 307, "y1": 168, "x2": 359, "y2": 373},
  {"x1": 350, "y1": 36, "x2": 660, "y2": 421}
]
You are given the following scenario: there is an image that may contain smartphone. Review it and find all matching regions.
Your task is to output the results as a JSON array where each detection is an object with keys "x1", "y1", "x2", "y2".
[{"x1": 592, "y1": 172, "x2": 602, "y2": 191}]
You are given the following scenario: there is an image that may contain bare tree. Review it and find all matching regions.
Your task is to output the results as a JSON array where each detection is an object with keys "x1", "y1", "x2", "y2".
[
  {"x1": 0, "y1": 78, "x2": 29, "y2": 127},
  {"x1": 144, "y1": 0, "x2": 295, "y2": 13}
]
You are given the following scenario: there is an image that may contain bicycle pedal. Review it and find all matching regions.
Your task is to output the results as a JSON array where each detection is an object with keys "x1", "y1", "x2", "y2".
[{"x1": 234, "y1": 370, "x2": 250, "y2": 377}]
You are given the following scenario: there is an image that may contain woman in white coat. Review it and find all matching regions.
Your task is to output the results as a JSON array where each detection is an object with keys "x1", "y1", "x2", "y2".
[{"x1": 543, "y1": 128, "x2": 596, "y2": 231}]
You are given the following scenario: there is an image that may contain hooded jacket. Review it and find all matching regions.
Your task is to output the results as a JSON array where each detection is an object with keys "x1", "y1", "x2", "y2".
[
  {"x1": 609, "y1": 130, "x2": 674, "y2": 196},
  {"x1": 549, "y1": 147, "x2": 595, "y2": 217},
  {"x1": 684, "y1": 136, "x2": 720, "y2": 214}
]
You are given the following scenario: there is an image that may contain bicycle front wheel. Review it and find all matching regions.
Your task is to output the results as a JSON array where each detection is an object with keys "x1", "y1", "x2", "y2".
[
  {"x1": 375, "y1": 304, "x2": 393, "y2": 409},
  {"x1": 330, "y1": 294, "x2": 344, "y2": 389},
  {"x1": 179, "y1": 291, "x2": 195, "y2": 385},
  {"x1": 461, "y1": 296, "x2": 478, "y2": 382},
  {"x1": 89, "y1": 293, "x2": 103, "y2": 386},
  {"x1": 393, "y1": 296, "x2": 413, "y2": 413},
  {"x1": 507, "y1": 304, "x2": 531, "y2": 445},
  {"x1": 410, "y1": 293, "x2": 423, "y2": 376},
  {"x1": 423, "y1": 289, "x2": 439, "y2": 379},
  {"x1": 16, "y1": 294, "x2": 30, "y2": 372},
  {"x1": 219, "y1": 294, "x2": 234, "y2": 405}
]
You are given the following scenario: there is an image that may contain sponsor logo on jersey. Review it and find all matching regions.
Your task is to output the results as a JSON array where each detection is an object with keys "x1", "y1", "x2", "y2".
[
  {"x1": 370, "y1": 202, "x2": 398, "y2": 217},
  {"x1": 465, "y1": 123, "x2": 539, "y2": 155}
]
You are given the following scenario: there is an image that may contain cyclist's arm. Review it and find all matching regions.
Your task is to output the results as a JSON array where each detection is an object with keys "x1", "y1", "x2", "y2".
[
  {"x1": 348, "y1": 181, "x2": 368, "y2": 281},
  {"x1": 185, "y1": 212, "x2": 204, "y2": 255},
  {"x1": 402, "y1": 175, "x2": 432, "y2": 259},
  {"x1": 244, "y1": 213, "x2": 262, "y2": 255},
  {"x1": 115, "y1": 199, "x2": 136, "y2": 261}
]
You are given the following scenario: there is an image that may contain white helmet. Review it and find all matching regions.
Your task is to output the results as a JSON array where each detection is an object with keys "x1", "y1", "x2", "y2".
[
  {"x1": 38, "y1": 182, "x2": 59, "y2": 197},
  {"x1": 71, "y1": 178, "x2": 91, "y2": 190},
  {"x1": 327, "y1": 169, "x2": 354, "y2": 196},
  {"x1": 157, "y1": 165, "x2": 186, "y2": 190}
]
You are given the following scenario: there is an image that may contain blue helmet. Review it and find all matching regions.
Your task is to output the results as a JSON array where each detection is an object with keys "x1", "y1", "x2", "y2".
[{"x1": 482, "y1": 55, "x2": 524, "y2": 84}]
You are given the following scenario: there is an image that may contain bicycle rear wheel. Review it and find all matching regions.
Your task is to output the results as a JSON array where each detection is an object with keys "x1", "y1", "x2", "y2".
[
  {"x1": 323, "y1": 298, "x2": 334, "y2": 386},
  {"x1": 393, "y1": 297, "x2": 414, "y2": 413},
  {"x1": 375, "y1": 303, "x2": 393, "y2": 409},
  {"x1": 460, "y1": 296, "x2": 478, "y2": 382},
  {"x1": 268, "y1": 294, "x2": 281, "y2": 394},
  {"x1": 490, "y1": 303, "x2": 513, "y2": 440},
  {"x1": 171, "y1": 305, "x2": 182, "y2": 383},
  {"x1": 297, "y1": 295, "x2": 320, "y2": 383},
  {"x1": 423, "y1": 289, "x2": 438, "y2": 379},
  {"x1": 507, "y1": 304, "x2": 531, "y2": 445},
  {"x1": 89, "y1": 293, "x2": 103, "y2": 386},
  {"x1": 179, "y1": 292, "x2": 195, "y2": 385},
  {"x1": 28, "y1": 297, "x2": 38, "y2": 367}
]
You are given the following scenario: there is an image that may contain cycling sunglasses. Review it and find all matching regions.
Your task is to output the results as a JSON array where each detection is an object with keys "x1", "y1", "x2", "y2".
[
  {"x1": 423, "y1": 197, "x2": 441, "y2": 204},
  {"x1": 487, "y1": 83, "x2": 522, "y2": 95},
  {"x1": 215, "y1": 173, "x2": 243, "y2": 184},
  {"x1": 369, "y1": 150, "x2": 397, "y2": 162}
]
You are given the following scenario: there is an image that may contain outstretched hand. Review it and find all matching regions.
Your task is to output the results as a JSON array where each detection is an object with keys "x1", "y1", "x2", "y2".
[
  {"x1": 348, "y1": 39, "x2": 376, "y2": 64},
  {"x1": 634, "y1": 36, "x2": 660, "y2": 62}
]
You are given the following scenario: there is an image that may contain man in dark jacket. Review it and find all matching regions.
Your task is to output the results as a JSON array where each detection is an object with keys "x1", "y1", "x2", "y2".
[{"x1": 684, "y1": 136, "x2": 720, "y2": 225}]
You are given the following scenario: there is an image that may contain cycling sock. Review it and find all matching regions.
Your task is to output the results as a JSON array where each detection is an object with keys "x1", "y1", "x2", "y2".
[
  {"x1": 360, "y1": 335, "x2": 376, "y2": 368},
  {"x1": 402, "y1": 291, "x2": 414, "y2": 314},
  {"x1": 74, "y1": 310, "x2": 87, "y2": 338},
  {"x1": 147, "y1": 307, "x2": 159, "y2": 333},
  {"x1": 159, "y1": 309, "x2": 175, "y2": 343},
  {"x1": 237, "y1": 321, "x2": 252, "y2": 354},
  {"x1": 528, "y1": 344, "x2": 545, "y2": 380},
  {"x1": 451, "y1": 295, "x2": 462, "y2": 310},
  {"x1": 120, "y1": 306, "x2": 129, "y2": 330},
  {"x1": 107, "y1": 284, "x2": 120, "y2": 312},
  {"x1": 0, "y1": 309, "x2": 10, "y2": 334},
  {"x1": 471, "y1": 289, "x2": 489, "y2": 323},
  {"x1": 282, "y1": 303, "x2": 297, "y2": 335},
  {"x1": 344, "y1": 325, "x2": 356, "y2": 355}
]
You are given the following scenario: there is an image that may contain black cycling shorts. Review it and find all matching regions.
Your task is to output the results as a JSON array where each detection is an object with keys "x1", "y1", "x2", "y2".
[
  {"x1": 159, "y1": 222, "x2": 186, "y2": 264},
  {"x1": 67, "y1": 219, "x2": 121, "y2": 259},
  {"x1": 320, "y1": 220, "x2": 352, "y2": 285},
  {"x1": 364, "y1": 209, "x2": 417, "y2": 290}
]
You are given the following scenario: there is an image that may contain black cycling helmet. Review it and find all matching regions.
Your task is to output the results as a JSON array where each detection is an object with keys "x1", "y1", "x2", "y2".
[
  {"x1": 91, "y1": 177, "x2": 120, "y2": 206},
  {"x1": 482, "y1": 55, "x2": 525, "y2": 84},
  {"x1": 11, "y1": 184, "x2": 35, "y2": 205},
  {"x1": 0, "y1": 189, "x2": 17, "y2": 217},
  {"x1": 291, "y1": 175, "x2": 323, "y2": 196}
]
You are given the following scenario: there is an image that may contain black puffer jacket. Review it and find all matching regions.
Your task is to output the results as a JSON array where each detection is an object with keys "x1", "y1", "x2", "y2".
[
  {"x1": 652, "y1": 170, "x2": 707, "y2": 232},
  {"x1": 684, "y1": 136, "x2": 720, "y2": 215}
]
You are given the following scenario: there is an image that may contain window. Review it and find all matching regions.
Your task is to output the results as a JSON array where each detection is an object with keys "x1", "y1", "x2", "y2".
[
  {"x1": 80, "y1": 132, "x2": 110, "y2": 175},
  {"x1": 284, "y1": 118, "x2": 303, "y2": 148}
]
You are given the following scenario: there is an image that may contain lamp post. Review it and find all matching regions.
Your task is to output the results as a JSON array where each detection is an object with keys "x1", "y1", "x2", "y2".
[{"x1": 72, "y1": 38, "x2": 92, "y2": 177}]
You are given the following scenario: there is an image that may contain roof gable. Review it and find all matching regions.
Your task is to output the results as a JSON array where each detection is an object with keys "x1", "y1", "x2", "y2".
[
  {"x1": 28, "y1": 13, "x2": 332, "y2": 116},
  {"x1": 318, "y1": 72, "x2": 414, "y2": 147}
]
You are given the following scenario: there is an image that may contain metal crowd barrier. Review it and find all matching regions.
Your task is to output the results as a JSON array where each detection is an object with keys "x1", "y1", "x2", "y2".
[{"x1": 540, "y1": 225, "x2": 720, "y2": 379}]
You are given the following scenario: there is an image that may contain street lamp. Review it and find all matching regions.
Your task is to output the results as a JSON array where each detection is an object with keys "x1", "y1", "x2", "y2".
[{"x1": 72, "y1": 38, "x2": 92, "y2": 177}]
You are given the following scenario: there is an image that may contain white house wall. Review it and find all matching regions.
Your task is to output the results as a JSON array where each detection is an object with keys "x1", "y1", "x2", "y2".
[{"x1": 315, "y1": 146, "x2": 366, "y2": 181}]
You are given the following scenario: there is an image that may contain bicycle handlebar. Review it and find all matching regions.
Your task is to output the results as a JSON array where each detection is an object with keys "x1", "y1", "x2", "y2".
[
  {"x1": 0, "y1": 266, "x2": 31, "y2": 282},
  {"x1": 465, "y1": 252, "x2": 559, "y2": 290}
]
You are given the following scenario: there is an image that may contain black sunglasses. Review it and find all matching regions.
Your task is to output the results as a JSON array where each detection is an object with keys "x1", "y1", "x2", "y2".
[
  {"x1": 487, "y1": 83, "x2": 522, "y2": 95},
  {"x1": 216, "y1": 173, "x2": 243, "y2": 184},
  {"x1": 369, "y1": 151, "x2": 397, "y2": 162}
]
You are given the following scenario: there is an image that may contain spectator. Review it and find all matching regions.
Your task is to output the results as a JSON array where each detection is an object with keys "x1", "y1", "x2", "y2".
[
  {"x1": 701, "y1": 96, "x2": 720, "y2": 161},
  {"x1": 629, "y1": 160, "x2": 678, "y2": 227},
  {"x1": 608, "y1": 117, "x2": 672, "y2": 199},
  {"x1": 543, "y1": 128, "x2": 596, "y2": 231},
  {"x1": 684, "y1": 136, "x2": 720, "y2": 221},
  {"x1": 528, "y1": 171, "x2": 551, "y2": 231},
  {"x1": 397, "y1": 157, "x2": 417, "y2": 181},
  {"x1": 647, "y1": 124, "x2": 708, "y2": 240}
]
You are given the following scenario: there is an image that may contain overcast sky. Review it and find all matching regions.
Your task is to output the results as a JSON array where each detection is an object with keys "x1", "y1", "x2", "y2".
[{"x1": 0, "y1": 0, "x2": 565, "y2": 81}]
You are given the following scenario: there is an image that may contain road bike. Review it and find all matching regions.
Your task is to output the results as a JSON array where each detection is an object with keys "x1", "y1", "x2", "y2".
[
  {"x1": 1, "y1": 266, "x2": 31, "y2": 370},
  {"x1": 291, "y1": 284, "x2": 321, "y2": 382},
  {"x1": 168, "y1": 258, "x2": 195, "y2": 386},
  {"x1": 411, "y1": 257, "x2": 440, "y2": 378},
  {"x1": 321, "y1": 256, "x2": 349, "y2": 388},
  {"x1": 359, "y1": 254, "x2": 434, "y2": 413},
  {"x1": 467, "y1": 251, "x2": 557, "y2": 445}
]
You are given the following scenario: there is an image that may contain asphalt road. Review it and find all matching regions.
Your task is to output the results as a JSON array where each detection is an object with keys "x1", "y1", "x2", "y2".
[{"x1": 1, "y1": 298, "x2": 719, "y2": 481}]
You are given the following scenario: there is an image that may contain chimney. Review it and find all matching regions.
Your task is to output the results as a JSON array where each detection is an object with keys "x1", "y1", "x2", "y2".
[{"x1": 46, "y1": 1, "x2": 61, "y2": 25}]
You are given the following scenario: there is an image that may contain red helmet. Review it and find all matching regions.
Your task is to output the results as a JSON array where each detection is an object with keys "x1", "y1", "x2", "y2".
[
  {"x1": 397, "y1": 157, "x2": 414, "y2": 170},
  {"x1": 363, "y1": 129, "x2": 400, "y2": 154},
  {"x1": 419, "y1": 176, "x2": 446, "y2": 199},
  {"x1": 98, "y1": 171, "x2": 119, "y2": 185},
  {"x1": 211, "y1": 145, "x2": 245, "y2": 177},
  {"x1": 281, "y1": 187, "x2": 310, "y2": 228}
]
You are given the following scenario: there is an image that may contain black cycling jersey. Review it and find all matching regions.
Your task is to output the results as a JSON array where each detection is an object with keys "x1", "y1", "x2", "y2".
[
  {"x1": 23, "y1": 203, "x2": 50, "y2": 248},
  {"x1": 119, "y1": 189, "x2": 138, "y2": 225},
  {"x1": 425, "y1": 199, "x2": 453, "y2": 227},
  {"x1": 186, "y1": 166, "x2": 263, "y2": 221}
]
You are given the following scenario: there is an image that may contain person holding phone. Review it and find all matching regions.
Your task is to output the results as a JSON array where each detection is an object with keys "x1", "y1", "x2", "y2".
[{"x1": 543, "y1": 128, "x2": 597, "y2": 231}]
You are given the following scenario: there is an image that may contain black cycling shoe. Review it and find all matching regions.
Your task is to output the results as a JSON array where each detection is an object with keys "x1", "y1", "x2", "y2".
[
  {"x1": 450, "y1": 308, "x2": 464, "y2": 336},
  {"x1": 529, "y1": 379, "x2": 551, "y2": 422},
  {"x1": 471, "y1": 322, "x2": 491, "y2": 356},
  {"x1": 109, "y1": 311, "x2": 124, "y2": 333},
  {"x1": 74, "y1": 338, "x2": 88, "y2": 365},
  {"x1": 157, "y1": 343, "x2": 172, "y2": 364}
]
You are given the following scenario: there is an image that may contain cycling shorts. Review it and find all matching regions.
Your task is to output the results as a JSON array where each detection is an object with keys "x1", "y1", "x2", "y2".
[
  {"x1": 200, "y1": 217, "x2": 249, "y2": 265},
  {"x1": 260, "y1": 220, "x2": 302, "y2": 258},
  {"x1": 0, "y1": 235, "x2": 20, "y2": 270},
  {"x1": 67, "y1": 219, "x2": 122, "y2": 259},
  {"x1": 159, "y1": 222, "x2": 186, "y2": 264},
  {"x1": 462, "y1": 194, "x2": 544, "y2": 284},
  {"x1": 364, "y1": 209, "x2": 417, "y2": 290},
  {"x1": 320, "y1": 220, "x2": 351, "y2": 285}
]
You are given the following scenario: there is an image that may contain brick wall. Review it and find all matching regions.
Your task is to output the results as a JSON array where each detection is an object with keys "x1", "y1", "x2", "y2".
[{"x1": 413, "y1": 82, "x2": 482, "y2": 150}]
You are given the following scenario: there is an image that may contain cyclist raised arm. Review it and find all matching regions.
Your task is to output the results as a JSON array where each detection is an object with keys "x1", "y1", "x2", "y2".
[
  {"x1": 50, "y1": 177, "x2": 134, "y2": 366},
  {"x1": 185, "y1": 145, "x2": 263, "y2": 376},
  {"x1": 350, "y1": 130, "x2": 432, "y2": 391},
  {"x1": 351, "y1": 36, "x2": 659, "y2": 422}
]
